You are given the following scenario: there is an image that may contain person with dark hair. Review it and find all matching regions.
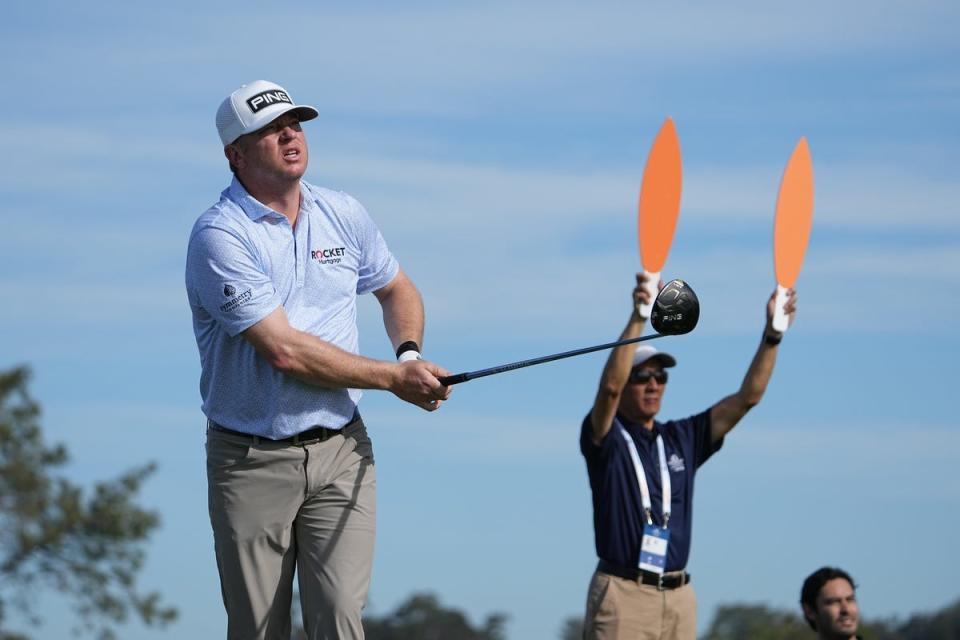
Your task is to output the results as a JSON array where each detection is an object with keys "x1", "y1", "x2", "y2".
[
  {"x1": 800, "y1": 567, "x2": 861, "y2": 640},
  {"x1": 580, "y1": 273, "x2": 797, "y2": 639}
]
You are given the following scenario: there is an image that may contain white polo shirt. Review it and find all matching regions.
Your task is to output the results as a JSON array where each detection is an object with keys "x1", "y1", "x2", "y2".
[{"x1": 185, "y1": 177, "x2": 399, "y2": 438}]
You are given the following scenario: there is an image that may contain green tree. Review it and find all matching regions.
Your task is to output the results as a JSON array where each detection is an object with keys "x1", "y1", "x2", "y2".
[
  {"x1": 700, "y1": 599, "x2": 960, "y2": 640},
  {"x1": 862, "y1": 598, "x2": 960, "y2": 640},
  {"x1": 558, "y1": 615, "x2": 583, "y2": 640},
  {"x1": 292, "y1": 591, "x2": 507, "y2": 640},
  {"x1": 0, "y1": 366, "x2": 176, "y2": 639},
  {"x1": 701, "y1": 604, "x2": 811, "y2": 640},
  {"x1": 364, "y1": 593, "x2": 507, "y2": 640}
]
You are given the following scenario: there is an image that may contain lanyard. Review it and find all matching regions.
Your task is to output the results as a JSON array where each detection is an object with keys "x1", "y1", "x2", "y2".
[{"x1": 618, "y1": 425, "x2": 671, "y2": 528}]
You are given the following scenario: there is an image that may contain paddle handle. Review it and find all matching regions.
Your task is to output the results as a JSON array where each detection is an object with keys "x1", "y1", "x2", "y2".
[
  {"x1": 637, "y1": 270, "x2": 660, "y2": 319},
  {"x1": 772, "y1": 284, "x2": 790, "y2": 333}
]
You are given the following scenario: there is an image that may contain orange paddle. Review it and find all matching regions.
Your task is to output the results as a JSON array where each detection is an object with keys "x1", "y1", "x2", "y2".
[
  {"x1": 772, "y1": 137, "x2": 814, "y2": 332},
  {"x1": 637, "y1": 117, "x2": 683, "y2": 318}
]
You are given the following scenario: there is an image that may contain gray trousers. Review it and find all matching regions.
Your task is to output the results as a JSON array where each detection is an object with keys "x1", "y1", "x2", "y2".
[{"x1": 206, "y1": 417, "x2": 376, "y2": 640}]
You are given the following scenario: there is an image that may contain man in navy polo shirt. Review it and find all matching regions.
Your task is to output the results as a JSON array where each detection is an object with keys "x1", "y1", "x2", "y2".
[
  {"x1": 580, "y1": 272, "x2": 797, "y2": 639},
  {"x1": 186, "y1": 80, "x2": 451, "y2": 640}
]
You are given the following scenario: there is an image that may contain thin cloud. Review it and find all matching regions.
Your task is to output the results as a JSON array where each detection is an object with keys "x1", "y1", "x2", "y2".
[
  {"x1": 8, "y1": 2, "x2": 956, "y2": 120},
  {"x1": 315, "y1": 152, "x2": 960, "y2": 234}
]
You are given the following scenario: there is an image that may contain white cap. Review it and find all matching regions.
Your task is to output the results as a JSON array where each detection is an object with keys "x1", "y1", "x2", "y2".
[
  {"x1": 215, "y1": 80, "x2": 319, "y2": 146},
  {"x1": 632, "y1": 345, "x2": 677, "y2": 369}
]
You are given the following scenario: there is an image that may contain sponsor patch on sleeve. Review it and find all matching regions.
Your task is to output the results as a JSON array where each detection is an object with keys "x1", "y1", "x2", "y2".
[{"x1": 219, "y1": 284, "x2": 253, "y2": 313}]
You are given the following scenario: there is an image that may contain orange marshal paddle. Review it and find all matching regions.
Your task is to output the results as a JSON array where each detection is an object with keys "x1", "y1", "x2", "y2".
[
  {"x1": 772, "y1": 137, "x2": 814, "y2": 332},
  {"x1": 637, "y1": 117, "x2": 683, "y2": 318}
]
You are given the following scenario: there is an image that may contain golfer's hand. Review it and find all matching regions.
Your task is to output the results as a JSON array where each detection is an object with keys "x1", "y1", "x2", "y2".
[{"x1": 391, "y1": 360, "x2": 452, "y2": 411}]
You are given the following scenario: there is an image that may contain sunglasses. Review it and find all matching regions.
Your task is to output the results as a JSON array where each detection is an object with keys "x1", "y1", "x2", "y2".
[{"x1": 628, "y1": 369, "x2": 668, "y2": 385}]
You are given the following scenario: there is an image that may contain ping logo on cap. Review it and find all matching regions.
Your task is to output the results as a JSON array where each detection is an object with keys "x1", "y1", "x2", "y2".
[{"x1": 246, "y1": 90, "x2": 292, "y2": 113}]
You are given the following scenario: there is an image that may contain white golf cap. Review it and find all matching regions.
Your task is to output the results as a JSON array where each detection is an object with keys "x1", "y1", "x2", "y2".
[
  {"x1": 215, "y1": 80, "x2": 319, "y2": 146},
  {"x1": 632, "y1": 345, "x2": 677, "y2": 369}
]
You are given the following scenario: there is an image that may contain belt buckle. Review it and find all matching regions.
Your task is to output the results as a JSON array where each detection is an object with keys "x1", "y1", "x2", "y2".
[
  {"x1": 656, "y1": 573, "x2": 667, "y2": 591},
  {"x1": 292, "y1": 427, "x2": 329, "y2": 446}
]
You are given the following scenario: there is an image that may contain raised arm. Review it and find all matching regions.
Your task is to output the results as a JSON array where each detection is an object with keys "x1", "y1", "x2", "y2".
[
  {"x1": 709, "y1": 288, "x2": 797, "y2": 443},
  {"x1": 589, "y1": 273, "x2": 654, "y2": 444}
]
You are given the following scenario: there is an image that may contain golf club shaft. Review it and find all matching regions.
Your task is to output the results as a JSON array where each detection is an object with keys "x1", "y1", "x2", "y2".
[{"x1": 438, "y1": 333, "x2": 666, "y2": 386}]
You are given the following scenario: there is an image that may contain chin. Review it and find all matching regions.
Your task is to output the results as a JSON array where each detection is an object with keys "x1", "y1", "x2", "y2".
[{"x1": 283, "y1": 166, "x2": 307, "y2": 180}]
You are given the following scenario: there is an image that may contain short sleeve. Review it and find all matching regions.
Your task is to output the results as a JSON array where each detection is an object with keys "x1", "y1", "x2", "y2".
[
  {"x1": 344, "y1": 196, "x2": 399, "y2": 295},
  {"x1": 689, "y1": 409, "x2": 723, "y2": 468},
  {"x1": 580, "y1": 411, "x2": 621, "y2": 463},
  {"x1": 186, "y1": 225, "x2": 281, "y2": 336}
]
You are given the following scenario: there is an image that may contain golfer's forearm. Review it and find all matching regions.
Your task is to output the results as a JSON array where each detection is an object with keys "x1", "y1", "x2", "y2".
[
  {"x1": 381, "y1": 291, "x2": 424, "y2": 352},
  {"x1": 270, "y1": 327, "x2": 400, "y2": 390},
  {"x1": 244, "y1": 308, "x2": 400, "y2": 390},
  {"x1": 376, "y1": 270, "x2": 425, "y2": 351}
]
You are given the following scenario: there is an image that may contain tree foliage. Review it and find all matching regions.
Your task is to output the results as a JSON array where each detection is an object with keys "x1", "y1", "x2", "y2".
[
  {"x1": 558, "y1": 615, "x2": 583, "y2": 640},
  {"x1": 0, "y1": 366, "x2": 176, "y2": 639},
  {"x1": 291, "y1": 591, "x2": 506, "y2": 640},
  {"x1": 558, "y1": 598, "x2": 960, "y2": 640},
  {"x1": 701, "y1": 600, "x2": 960, "y2": 640},
  {"x1": 363, "y1": 593, "x2": 507, "y2": 640},
  {"x1": 889, "y1": 598, "x2": 960, "y2": 639},
  {"x1": 701, "y1": 604, "x2": 812, "y2": 640}
]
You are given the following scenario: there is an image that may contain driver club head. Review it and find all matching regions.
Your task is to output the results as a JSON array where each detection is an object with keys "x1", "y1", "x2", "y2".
[{"x1": 651, "y1": 278, "x2": 700, "y2": 335}]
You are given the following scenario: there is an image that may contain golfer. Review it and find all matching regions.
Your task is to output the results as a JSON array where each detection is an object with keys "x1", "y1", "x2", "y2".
[
  {"x1": 185, "y1": 80, "x2": 451, "y2": 639},
  {"x1": 580, "y1": 272, "x2": 797, "y2": 639}
]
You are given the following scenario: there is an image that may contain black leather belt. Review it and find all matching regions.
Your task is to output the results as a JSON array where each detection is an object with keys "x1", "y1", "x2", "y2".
[
  {"x1": 597, "y1": 560, "x2": 690, "y2": 590},
  {"x1": 208, "y1": 417, "x2": 354, "y2": 445}
]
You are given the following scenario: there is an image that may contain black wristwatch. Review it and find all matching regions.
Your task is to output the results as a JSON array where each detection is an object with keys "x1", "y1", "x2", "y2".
[{"x1": 764, "y1": 333, "x2": 782, "y2": 346}]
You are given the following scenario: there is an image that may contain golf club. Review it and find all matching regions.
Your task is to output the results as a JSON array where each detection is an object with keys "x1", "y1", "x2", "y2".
[{"x1": 438, "y1": 279, "x2": 699, "y2": 386}]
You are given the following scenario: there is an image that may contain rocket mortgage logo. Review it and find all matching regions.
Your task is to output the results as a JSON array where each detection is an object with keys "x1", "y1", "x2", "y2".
[{"x1": 311, "y1": 247, "x2": 346, "y2": 265}]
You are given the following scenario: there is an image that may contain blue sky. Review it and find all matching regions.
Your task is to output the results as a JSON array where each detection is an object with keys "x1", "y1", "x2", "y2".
[{"x1": 2, "y1": 1, "x2": 958, "y2": 638}]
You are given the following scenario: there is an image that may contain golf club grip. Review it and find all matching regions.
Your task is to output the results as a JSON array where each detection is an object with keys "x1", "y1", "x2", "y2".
[
  {"x1": 438, "y1": 333, "x2": 664, "y2": 386},
  {"x1": 439, "y1": 372, "x2": 471, "y2": 385}
]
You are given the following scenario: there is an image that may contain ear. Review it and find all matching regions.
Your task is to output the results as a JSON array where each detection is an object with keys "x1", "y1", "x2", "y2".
[
  {"x1": 802, "y1": 603, "x2": 818, "y2": 629},
  {"x1": 224, "y1": 143, "x2": 245, "y2": 171}
]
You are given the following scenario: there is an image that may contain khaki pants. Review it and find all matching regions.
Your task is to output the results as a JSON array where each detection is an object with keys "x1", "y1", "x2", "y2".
[
  {"x1": 584, "y1": 569, "x2": 697, "y2": 640},
  {"x1": 206, "y1": 418, "x2": 376, "y2": 640}
]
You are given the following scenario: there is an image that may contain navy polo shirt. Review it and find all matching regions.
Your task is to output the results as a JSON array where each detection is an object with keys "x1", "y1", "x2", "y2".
[{"x1": 580, "y1": 410, "x2": 723, "y2": 572}]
